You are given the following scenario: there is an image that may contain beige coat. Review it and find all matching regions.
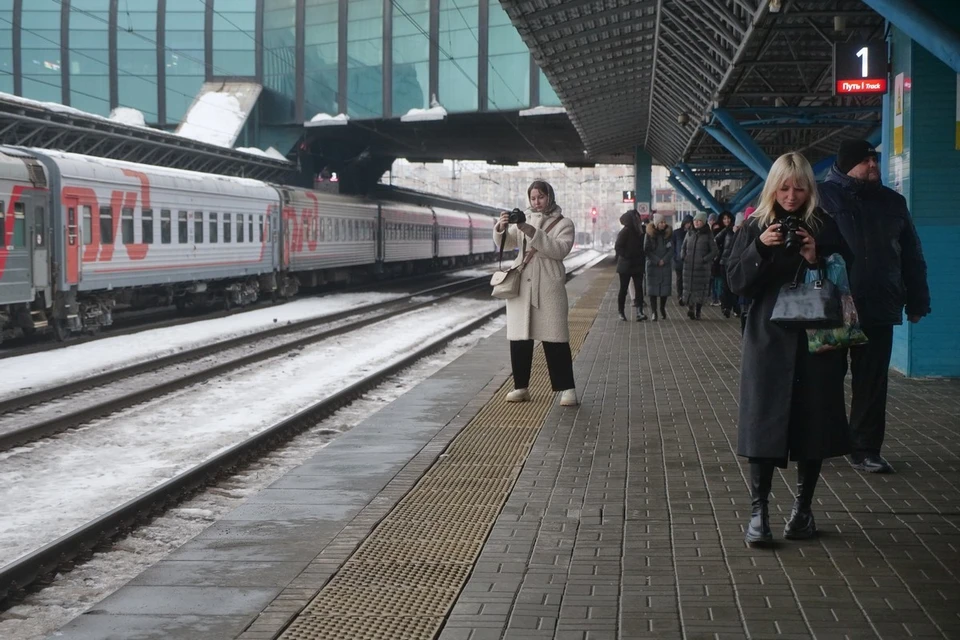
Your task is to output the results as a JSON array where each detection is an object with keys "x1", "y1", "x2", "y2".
[{"x1": 493, "y1": 208, "x2": 576, "y2": 342}]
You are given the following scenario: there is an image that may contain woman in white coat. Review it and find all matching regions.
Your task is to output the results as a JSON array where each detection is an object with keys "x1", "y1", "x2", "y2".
[{"x1": 494, "y1": 180, "x2": 578, "y2": 406}]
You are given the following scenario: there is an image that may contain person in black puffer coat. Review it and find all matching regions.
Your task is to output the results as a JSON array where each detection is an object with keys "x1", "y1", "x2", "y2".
[
  {"x1": 672, "y1": 215, "x2": 693, "y2": 302},
  {"x1": 714, "y1": 211, "x2": 737, "y2": 317},
  {"x1": 818, "y1": 139, "x2": 931, "y2": 475},
  {"x1": 615, "y1": 209, "x2": 648, "y2": 321}
]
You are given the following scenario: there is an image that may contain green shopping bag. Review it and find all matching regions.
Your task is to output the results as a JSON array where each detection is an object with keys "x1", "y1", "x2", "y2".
[{"x1": 804, "y1": 254, "x2": 869, "y2": 353}]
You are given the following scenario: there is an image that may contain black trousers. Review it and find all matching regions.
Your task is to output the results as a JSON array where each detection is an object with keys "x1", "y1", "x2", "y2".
[
  {"x1": 617, "y1": 273, "x2": 644, "y2": 313},
  {"x1": 849, "y1": 325, "x2": 895, "y2": 456},
  {"x1": 674, "y1": 265, "x2": 684, "y2": 299},
  {"x1": 720, "y1": 276, "x2": 737, "y2": 312},
  {"x1": 510, "y1": 340, "x2": 575, "y2": 391}
]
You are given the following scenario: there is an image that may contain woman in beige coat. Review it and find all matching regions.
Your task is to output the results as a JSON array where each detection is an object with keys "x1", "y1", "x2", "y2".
[{"x1": 494, "y1": 180, "x2": 578, "y2": 406}]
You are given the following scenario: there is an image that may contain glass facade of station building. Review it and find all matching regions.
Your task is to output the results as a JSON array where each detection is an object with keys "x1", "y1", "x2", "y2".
[{"x1": 0, "y1": 0, "x2": 560, "y2": 134}]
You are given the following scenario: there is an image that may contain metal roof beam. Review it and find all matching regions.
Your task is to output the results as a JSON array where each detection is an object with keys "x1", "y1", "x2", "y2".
[
  {"x1": 688, "y1": 0, "x2": 747, "y2": 38},
  {"x1": 662, "y1": 4, "x2": 733, "y2": 66},
  {"x1": 536, "y1": 4, "x2": 655, "y2": 49},
  {"x1": 518, "y1": 0, "x2": 603, "y2": 22},
  {"x1": 658, "y1": 28, "x2": 725, "y2": 79}
]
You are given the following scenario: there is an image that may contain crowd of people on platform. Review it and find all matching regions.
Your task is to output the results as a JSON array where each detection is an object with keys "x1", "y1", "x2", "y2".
[{"x1": 495, "y1": 140, "x2": 930, "y2": 547}]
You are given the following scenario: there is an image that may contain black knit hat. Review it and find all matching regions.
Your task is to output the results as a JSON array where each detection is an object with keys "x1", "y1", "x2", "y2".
[{"x1": 837, "y1": 139, "x2": 878, "y2": 174}]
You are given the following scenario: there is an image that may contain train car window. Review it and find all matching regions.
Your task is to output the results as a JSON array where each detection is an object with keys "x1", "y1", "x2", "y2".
[
  {"x1": 194, "y1": 212, "x2": 204, "y2": 243},
  {"x1": 224, "y1": 213, "x2": 232, "y2": 243},
  {"x1": 142, "y1": 209, "x2": 154, "y2": 244},
  {"x1": 160, "y1": 209, "x2": 172, "y2": 244},
  {"x1": 258, "y1": 215, "x2": 264, "y2": 242},
  {"x1": 99, "y1": 206, "x2": 114, "y2": 244},
  {"x1": 0, "y1": 201, "x2": 5, "y2": 244},
  {"x1": 122, "y1": 208, "x2": 134, "y2": 244},
  {"x1": 82, "y1": 205, "x2": 93, "y2": 245},
  {"x1": 178, "y1": 211, "x2": 189, "y2": 244},
  {"x1": 237, "y1": 214, "x2": 245, "y2": 243},
  {"x1": 209, "y1": 212, "x2": 218, "y2": 244},
  {"x1": 12, "y1": 202, "x2": 25, "y2": 247},
  {"x1": 248, "y1": 215, "x2": 253, "y2": 243}
]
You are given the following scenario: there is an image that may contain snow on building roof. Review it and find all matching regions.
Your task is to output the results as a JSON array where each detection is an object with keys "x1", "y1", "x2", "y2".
[
  {"x1": 400, "y1": 105, "x2": 447, "y2": 122},
  {"x1": 305, "y1": 113, "x2": 351, "y2": 127}
]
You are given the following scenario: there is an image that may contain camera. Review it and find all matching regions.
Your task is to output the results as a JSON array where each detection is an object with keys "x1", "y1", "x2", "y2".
[
  {"x1": 508, "y1": 208, "x2": 526, "y2": 225},
  {"x1": 779, "y1": 216, "x2": 803, "y2": 254}
]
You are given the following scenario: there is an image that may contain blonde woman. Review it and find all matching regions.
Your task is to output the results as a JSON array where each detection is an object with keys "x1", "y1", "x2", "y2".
[
  {"x1": 727, "y1": 152, "x2": 852, "y2": 545},
  {"x1": 494, "y1": 180, "x2": 578, "y2": 406}
]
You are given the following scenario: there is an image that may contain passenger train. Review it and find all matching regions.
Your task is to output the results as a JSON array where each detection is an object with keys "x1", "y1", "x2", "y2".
[{"x1": 0, "y1": 147, "x2": 499, "y2": 343}]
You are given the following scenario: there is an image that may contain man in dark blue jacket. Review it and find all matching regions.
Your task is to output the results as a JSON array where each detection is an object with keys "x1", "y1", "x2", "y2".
[
  {"x1": 672, "y1": 215, "x2": 693, "y2": 303},
  {"x1": 819, "y1": 139, "x2": 931, "y2": 474}
]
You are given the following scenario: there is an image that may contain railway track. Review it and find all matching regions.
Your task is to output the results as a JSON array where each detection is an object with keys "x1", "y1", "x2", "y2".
[
  {"x1": 0, "y1": 252, "x2": 607, "y2": 606},
  {"x1": 0, "y1": 264, "x2": 498, "y2": 360},
  {"x1": 0, "y1": 274, "x2": 493, "y2": 452}
]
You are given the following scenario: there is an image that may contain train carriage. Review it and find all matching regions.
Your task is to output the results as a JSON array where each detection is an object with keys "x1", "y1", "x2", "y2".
[
  {"x1": 433, "y1": 208, "x2": 472, "y2": 260},
  {"x1": 0, "y1": 149, "x2": 50, "y2": 333},
  {"x1": 279, "y1": 188, "x2": 379, "y2": 286},
  {"x1": 470, "y1": 212, "x2": 497, "y2": 257},
  {"x1": 379, "y1": 202, "x2": 435, "y2": 263}
]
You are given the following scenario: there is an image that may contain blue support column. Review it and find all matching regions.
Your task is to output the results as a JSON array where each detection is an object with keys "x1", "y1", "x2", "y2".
[
  {"x1": 703, "y1": 125, "x2": 770, "y2": 179},
  {"x1": 675, "y1": 163, "x2": 723, "y2": 213},
  {"x1": 711, "y1": 108, "x2": 774, "y2": 173},
  {"x1": 861, "y1": 0, "x2": 960, "y2": 74},
  {"x1": 729, "y1": 176, "x2": 764, "y2": 212},
  {"x1": 634, "y1": 147, "x2": 653, "y2": 210},
  {"x1": 667, "y1": 174, "x2": 706, "y2": 213}
]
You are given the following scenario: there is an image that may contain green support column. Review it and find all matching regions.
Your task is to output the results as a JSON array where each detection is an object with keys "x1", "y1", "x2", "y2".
[{"x1": 634, "y1": 147, "x2": 653, "y2": 213}]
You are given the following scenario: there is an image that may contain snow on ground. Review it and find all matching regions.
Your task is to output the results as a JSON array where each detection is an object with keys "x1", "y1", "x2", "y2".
[
  {"x1": 176, "y1": 92, "x2": 246, "y2": 147},
  {"x1": 0, "y1": 298, "x2": 501, "y2": 570},
  {"x1": 107, "y1": 107, "x2": 147, "y2": 127},
  {"x1": 0, "y1": 292, "x2": 406, "y2": 402},
  {"x1": 0, "y1": 316, "x2": 506, "y2": 640}
]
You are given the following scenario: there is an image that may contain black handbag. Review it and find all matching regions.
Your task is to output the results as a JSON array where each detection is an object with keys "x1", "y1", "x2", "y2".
[{"x1": 770, "y1": 260, "x2": 843, "y2": 330}]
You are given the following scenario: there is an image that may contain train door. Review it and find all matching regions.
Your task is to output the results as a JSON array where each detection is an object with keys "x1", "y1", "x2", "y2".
[
  {"x1": 62, "y1": 194, "x2": 81, "y2": 285},
  {"x1": 26, "y1": 192, "x2": 49, "y2": 291},
  {"x1": 0, "y1": 197, "x2": 32, "y2": 304}
]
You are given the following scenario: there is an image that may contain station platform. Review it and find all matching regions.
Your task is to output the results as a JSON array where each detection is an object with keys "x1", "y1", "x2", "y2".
[{"x1": 54, "y1": 261, "x2": 960, "y2": 640}]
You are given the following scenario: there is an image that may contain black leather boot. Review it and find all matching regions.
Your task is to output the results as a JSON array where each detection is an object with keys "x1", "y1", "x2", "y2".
[
  {"x1": 745, "y1": 462, "x2": 774, "y2": 544},
  {"x1": 784, "y1": 460, "x2": 822, "y2": 540}
]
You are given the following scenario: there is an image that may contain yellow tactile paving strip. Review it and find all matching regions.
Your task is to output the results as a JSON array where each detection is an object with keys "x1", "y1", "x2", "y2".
[{"x1": 279, "y1": 269, "x2": 614, "y2": 640}]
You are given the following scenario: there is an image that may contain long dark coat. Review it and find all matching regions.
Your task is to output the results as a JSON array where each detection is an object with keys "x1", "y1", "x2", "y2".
[
  {"x1": 681, "y1": 225, "x2": 719, "y2": 305},
  {"x1": 615, "y1": 213, "x2": 645, "y2": 275},
  {"x1": 644, "y1": 224, "x2": 673, "y2": 297},
  {"x1": 726, "y1": 211, "x2": 852, "y2": 463}
]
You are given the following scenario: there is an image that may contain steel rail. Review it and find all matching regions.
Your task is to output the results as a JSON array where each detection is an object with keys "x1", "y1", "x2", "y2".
[
  {"x1": 0, "y1": 277, "x2": 492, "y2": 452},
  {"x1": 0, "y1": 265, "x2": 496, "y2": 360},
  {"x1": 0, "y1": 255, "x2": 604, "y2": 606},
  {"x1": 0, "y1": 306, "x2": 506, "y2": 606}
]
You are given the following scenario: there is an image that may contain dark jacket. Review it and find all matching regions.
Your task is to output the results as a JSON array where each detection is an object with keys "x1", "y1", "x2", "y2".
[
  {"x1": 715, "y1": 226, "x2": 736, "y2": 266},
  {"x1": 615, "y1": 212, "x2": 645, "y2": 275},
  {"x1": 672, "y1": 216, "x2": 692, "y2": 267},
  {"x1": 680, "y1": 224, "x2": 719, "y2": 305},
  {"x1": 727, "y1": 210, "x2": 851, "y2": 462},
  {"x1": 719, "y1": 226, "x2": 737, "y2": 266},
  {"x1": 818, "y1": 165, "x2": 930, "y2": 326},
  {"x1": 644, "y1": 223, "x2": 673, "y2": 297}
]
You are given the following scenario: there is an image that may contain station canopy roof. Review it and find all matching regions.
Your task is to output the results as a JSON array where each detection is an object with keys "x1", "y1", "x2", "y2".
[{"x1": 500, "y1": 0, "x2": 884, "y2": 174}]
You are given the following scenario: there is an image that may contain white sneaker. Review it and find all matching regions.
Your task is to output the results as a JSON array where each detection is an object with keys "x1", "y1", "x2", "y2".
[
  {"x1": 506, "y1": 388, "x2": 531, "y2": 402},
  {"x1": 559, "y1": 389, "x2": 578, "y2": 406}
]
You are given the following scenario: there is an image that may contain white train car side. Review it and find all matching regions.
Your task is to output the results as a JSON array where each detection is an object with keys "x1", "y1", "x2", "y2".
[
  {"x1": 279, "y1": 188, "x2": 379, "y2": 287},
  {"x1": 379, "y1": 202, "x2": 435, "y2": 263},
  {"x1": 434, "y1": 208, "x2": 471, "y2": 260}
]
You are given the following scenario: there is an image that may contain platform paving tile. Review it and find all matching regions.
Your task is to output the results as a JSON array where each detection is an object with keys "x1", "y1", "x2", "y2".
[{"x1": 439, "y1": 279, "x2": 960, "y2": 639}]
